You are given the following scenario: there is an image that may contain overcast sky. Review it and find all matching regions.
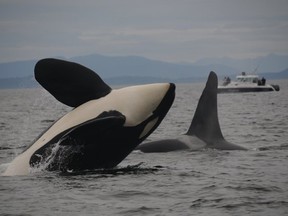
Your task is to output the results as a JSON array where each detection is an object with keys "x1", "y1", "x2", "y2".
[{"x1": 1, "y1": 0, "x2": 288, "y2": 63}]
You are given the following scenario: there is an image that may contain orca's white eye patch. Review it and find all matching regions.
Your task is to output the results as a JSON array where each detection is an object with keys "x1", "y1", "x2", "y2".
[{"x1": 139, "y1": 117, "x2": 159, "y2": 139}]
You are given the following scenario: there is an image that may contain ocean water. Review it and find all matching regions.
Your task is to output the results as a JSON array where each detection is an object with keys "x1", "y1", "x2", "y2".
[{"x1": 0, "y1": 80, "x2": 287, "y2": 216}]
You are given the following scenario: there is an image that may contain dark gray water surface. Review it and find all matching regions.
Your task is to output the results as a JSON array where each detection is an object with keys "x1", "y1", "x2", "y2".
[{"x1": 1, "y1": 80, "x2": 287, "y2": 215}]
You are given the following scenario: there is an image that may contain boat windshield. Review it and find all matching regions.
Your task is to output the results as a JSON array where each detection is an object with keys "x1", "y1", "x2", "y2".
[{"x1": 236, "y1": 76, "x2": 258, "y2": 83}]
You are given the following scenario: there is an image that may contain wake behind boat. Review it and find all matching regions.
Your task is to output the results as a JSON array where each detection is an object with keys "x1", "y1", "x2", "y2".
[{"x1": 218, "y1": 72, "x2": 280, "y2": 93}]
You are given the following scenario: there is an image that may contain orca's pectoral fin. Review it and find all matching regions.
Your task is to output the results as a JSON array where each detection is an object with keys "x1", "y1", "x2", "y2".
[
  {"x1": 59, "y1": 111, "x2": 126, "y2": 146},
  {"x1": 34, "y1": 58, "x2": 112, "y2": 107}
]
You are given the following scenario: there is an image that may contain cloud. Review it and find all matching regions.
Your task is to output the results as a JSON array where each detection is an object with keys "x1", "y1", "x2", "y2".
[{"x1": 0, "y1": 0, "x2": 288, "y2": 63}]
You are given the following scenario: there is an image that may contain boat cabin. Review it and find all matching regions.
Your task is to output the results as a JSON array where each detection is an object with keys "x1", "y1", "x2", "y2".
[{"x1": 236, "y1": 72, "x2": 266, "y2": 86}]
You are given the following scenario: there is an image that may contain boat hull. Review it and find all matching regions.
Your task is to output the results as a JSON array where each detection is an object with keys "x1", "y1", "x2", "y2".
[{"x1": 218, "y1": 85, "x2": 279, "y2": 93}]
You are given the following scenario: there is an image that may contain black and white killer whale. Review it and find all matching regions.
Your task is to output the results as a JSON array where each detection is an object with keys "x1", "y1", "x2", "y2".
[
  {"x1": 3, "y1": 58, "x2": 175, "y2": 176},
  {"x1": 137, "y1": 72, "x2": 246, "y2": 153}
]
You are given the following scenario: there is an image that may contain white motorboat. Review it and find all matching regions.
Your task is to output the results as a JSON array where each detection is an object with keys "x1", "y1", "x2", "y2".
[{"x1": 218, "y1": 72, "x2": 280, "y2": 93}]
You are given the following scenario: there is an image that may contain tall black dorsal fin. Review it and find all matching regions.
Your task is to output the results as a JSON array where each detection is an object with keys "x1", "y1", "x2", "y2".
[
  {"x1": 186, "y1": 71, "x2": 224, "y2": 142},
  {"x1": 34, "y1": 58, "x2": 112, "y2": 107}
]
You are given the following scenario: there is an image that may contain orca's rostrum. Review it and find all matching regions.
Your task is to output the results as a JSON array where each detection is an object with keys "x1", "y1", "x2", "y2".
[{"x1": 3, "y1": 58, "x2": 175, "y2": 176}]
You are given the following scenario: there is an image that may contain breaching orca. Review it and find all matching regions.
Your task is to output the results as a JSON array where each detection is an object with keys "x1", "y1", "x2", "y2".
[
  {"x1": 3, "y1": 58, "x2": 175, "y2": 176},
  {"x1": 136, "y1": 71, "x2": 246, "y2": 153}
]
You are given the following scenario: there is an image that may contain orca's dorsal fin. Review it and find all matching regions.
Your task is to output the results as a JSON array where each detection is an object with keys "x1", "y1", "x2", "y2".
[
  {"x1": 186, "y1": 71, "x2": 224, "y2": 142},
  {"x1": 34, "y1": 58, "x2": 112, "y2": 107}
]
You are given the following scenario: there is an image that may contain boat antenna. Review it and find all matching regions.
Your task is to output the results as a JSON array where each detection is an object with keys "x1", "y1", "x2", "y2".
[{"x1": 252, "y1": 65, "x2": 259, "y2": 75}]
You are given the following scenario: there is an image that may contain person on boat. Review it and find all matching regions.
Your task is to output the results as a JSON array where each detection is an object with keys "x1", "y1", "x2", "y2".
[
  {"x1": 223, "y1": 76, "x2": 231, "y2": 86},
  {"x1": 257, "y1": 77, "x2": 266, "y2": 86},
  {"x1": 261, "y1": 77, "x2": 266, "y2": 85},
  {"x1": 227, "y1": 76, "x2": 231, "y2": 84}
]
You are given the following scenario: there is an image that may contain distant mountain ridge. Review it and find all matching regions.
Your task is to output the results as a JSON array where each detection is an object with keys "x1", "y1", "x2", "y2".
[
  {"x1": 195, "y1": 53, "x2": 288, "y2": 73},
  {"x1": 0, "y1": 60, "x2": 37, "y2": 79},
  {"x1": 0, "y1": 53, "x2": 287, "y2": 88}
]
